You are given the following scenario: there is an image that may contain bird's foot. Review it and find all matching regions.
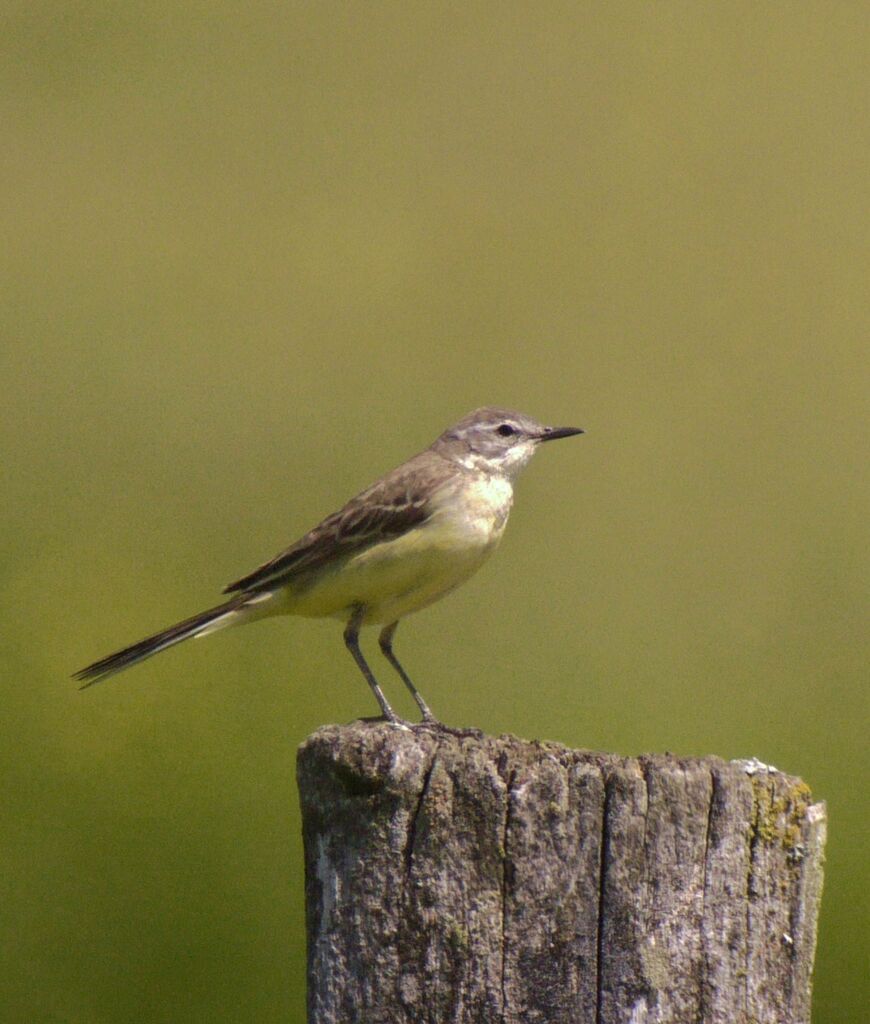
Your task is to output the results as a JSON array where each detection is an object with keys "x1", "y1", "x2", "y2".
[
  {"x1": 352, "y1": 714, "x2": 414, "y2": 731},
  {"x1": 414, "y1": 718, "x2": 484, "y2": 739}
]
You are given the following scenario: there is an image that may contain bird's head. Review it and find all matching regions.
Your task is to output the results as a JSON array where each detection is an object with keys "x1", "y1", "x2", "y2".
[{"x1": 434, "y1": 407, "x2": 584, "y2": 479}]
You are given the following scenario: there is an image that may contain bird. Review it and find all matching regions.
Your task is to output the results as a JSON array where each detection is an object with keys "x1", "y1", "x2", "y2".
[{"x1": 74, "y1": 407, "x2": 583, "y2": 723}]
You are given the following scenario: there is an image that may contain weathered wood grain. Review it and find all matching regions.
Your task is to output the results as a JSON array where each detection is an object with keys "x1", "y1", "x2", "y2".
[{"x1": 297, "y1": 724, "x2": 825, "y2": 1024}]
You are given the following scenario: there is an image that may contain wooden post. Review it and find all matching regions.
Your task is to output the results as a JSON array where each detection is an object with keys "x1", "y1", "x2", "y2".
[{"x1": 297, "y1": 723, "x2": 825, "y2": 1024}]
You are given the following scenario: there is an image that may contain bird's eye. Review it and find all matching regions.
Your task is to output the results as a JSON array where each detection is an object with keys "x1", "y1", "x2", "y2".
[{"x1": 496, "y1": 423, "x2": 516, "y2": 437}]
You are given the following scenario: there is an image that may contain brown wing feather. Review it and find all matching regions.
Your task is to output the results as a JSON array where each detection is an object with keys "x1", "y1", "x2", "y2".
[{"x1": 222, "y1": 451, "x2": 457, "y2": 594}]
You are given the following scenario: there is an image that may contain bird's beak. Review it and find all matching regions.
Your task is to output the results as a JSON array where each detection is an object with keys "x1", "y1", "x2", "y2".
[{"x1": 538, "y1": 425, "x2": 585, "y2": 442}]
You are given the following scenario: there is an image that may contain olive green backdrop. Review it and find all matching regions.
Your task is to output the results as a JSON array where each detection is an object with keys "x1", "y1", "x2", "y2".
[{"x1": 2, "y1": 4, "x2": 866, "y2": 1022}]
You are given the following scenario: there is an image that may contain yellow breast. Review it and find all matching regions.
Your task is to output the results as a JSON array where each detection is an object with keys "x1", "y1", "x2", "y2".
[{"x1": 278, "y1": 472, "x2": 515, "y2": 625}]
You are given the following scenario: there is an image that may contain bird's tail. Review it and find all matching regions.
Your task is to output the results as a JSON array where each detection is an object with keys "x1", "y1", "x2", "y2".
[{"x1": 73, "y1": 595, "x2": 254, "y2": 688}]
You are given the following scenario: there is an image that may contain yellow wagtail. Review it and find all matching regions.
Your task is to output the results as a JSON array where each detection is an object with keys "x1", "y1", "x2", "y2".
[{"x1": 74, "y1": 407, "x2": 583, "y2": 723}]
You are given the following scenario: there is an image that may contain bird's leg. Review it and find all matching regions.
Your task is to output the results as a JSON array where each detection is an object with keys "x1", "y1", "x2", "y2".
[
  {"x1": 378, "y1": 621, "x2": 437, "y2": 724},
  {"x1": 344, "y1": 608, "x2": 401, "y2": 724}
]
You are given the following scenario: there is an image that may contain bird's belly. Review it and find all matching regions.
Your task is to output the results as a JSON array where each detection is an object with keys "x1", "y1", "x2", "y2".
[{"x1": 279, "y1": 512, "x2": 504, "y2": 624}]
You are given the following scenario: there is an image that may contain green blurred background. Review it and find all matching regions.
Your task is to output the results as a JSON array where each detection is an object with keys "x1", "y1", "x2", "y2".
[{"x1": 1, "y1": 4, "x2": 866, "y2": 1021}]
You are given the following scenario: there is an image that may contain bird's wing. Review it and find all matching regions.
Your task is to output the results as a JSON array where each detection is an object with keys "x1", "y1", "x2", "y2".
[{"x1": 223, "y1": 452, "x2": 458, "y2": 594}]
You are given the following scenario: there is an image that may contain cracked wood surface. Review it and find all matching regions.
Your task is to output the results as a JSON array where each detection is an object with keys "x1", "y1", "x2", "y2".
[{"x1": 297, "y1": 723, "x2": 825, "y2": 1024}]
